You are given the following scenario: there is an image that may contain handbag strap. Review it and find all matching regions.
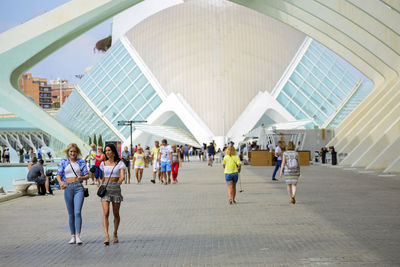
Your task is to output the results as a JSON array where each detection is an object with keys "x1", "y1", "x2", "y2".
[
  {"x1": 68, "y1": 161, "x2": 79, "y2": 178},
  {"x1": 69, "y1": 161, "x2": 86, "y2": 188},
  {"x1": 103, "y1": 160, "x2": 120, "y2": 190}
]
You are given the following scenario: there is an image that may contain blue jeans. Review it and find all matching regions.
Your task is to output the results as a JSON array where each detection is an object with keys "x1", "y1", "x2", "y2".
[
  {"x1": 64, "y1": 182, "x2": 84, "y2": 234},
  {"x1": 94, "y1": 165, "x2": 102, "y2": 179},
  {"x1": 272, "y1": 160, "x2": 283, "y2": 179}
]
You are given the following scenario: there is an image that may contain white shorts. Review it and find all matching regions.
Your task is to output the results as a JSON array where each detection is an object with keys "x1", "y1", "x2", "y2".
[
  {"x1": 135, "y1": 165, "x2": 144, "y2": 169},
  {"x1": 153, "y1": 161, "x2": 160, "y2": 172}
]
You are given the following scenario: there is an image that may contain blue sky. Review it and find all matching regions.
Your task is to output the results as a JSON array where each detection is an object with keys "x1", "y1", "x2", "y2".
[{"x1": 0, "y1": 0, "x2": 112, "y2": 83}]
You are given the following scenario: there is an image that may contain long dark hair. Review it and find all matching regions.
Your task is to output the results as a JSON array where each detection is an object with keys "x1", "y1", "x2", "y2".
[{"x1": 104, "y1": 144, "x2": 120, "y2": 162}]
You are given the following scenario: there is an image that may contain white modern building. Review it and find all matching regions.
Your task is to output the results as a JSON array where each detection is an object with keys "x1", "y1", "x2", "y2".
[
  {"x1": 56, "y1": 0, "x2": 373, "y2": 150},
  {"x1": 0, "y1": 0, "x2": 399, "y2": 173}
]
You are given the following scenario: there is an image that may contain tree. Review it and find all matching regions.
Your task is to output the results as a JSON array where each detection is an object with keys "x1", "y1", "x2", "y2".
[
  {"x1": 98, "y1": 134, "x2": 103, "y2": 148},
  {"x1": 52, "y1": 102, "x2": 60, "y2": 109},
  {"x1": 88, "y1": 136, "x2": 92, "y2": 146},
  {"x1": 94, "y1": 35, "x2": 112, "y2": 53},
  {"x1": 93, "y1": 134, "x2": 97, "y2": 146}
]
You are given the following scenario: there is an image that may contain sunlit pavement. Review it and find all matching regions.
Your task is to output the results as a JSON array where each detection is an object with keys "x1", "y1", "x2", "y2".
[{"x1": 1, "y1": 161, "x2": 399, "y2": 266}]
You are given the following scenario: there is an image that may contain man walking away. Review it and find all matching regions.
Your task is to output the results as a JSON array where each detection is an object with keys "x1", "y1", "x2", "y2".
[
  {"x1": 272, "y1": 141, "x2": 284, "y2": 181},
  {"x1": 207, "y1": 142, "x2": 215, "y2": 167}
]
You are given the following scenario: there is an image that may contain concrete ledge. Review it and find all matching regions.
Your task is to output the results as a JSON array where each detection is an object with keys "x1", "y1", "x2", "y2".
[{"x1": 0, "y1": 191, "x2": 23, "y2": 202}]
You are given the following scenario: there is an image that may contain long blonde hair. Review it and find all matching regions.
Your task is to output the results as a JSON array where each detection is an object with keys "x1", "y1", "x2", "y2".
[
  {"x1": 226, "y1": 146, "x2": 236, "y2": 156},
  {"x1": 61, "y1": 143, "x2": 82, "y2": 158}
]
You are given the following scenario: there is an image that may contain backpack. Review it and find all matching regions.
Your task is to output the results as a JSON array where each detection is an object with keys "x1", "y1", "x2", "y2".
[{"x1": 285, "y1": 152, "x2": 300, "y2": 175}]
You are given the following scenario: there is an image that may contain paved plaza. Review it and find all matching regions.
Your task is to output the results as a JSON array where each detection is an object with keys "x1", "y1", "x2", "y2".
[{"x1": 0, "y1": 161, "x2": 399, "y2": 266}]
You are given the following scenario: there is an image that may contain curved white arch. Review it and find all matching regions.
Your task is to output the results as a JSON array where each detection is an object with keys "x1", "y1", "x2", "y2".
[{"x1": 0, "y1": 0, "x2": 399, "y2": 171}]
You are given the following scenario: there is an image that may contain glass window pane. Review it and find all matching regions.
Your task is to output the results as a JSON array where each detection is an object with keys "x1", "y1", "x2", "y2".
[
  {"x1": 307, "y1": 75, "x2": 319, "y2": 89},
  {"x1": 296, "y1": 64, "x2": 309, "y2": 78},
  {"x1": 301, "y1": 82, "x2": 314, "y2": 97},
  {"x1": 108, "y1": 64, "x2": 120, "y2": 78},
  {"x1": 99, "y1": 98, "x2": 111, "y2": 113},
  {"x1": 286, "y1": 102, "x2": 300, "y2": 117},
  {"x1": 105, "y1": 105, "x2": 119, "y2": 121},
  {"x1": 113, "y1": 70, "x2": 125, "y2": 85},
  {"x1": 129, "y1": 67, "x2": 141, "y2": 82},
  {"x1": 113, "y1": 114, "x2": 126, "y2": 124},
  {"x1": 296, "y1": 110, "x2": 308, "y2": 120},
  {"x1": 312, "y1": 67, "x2": 325, "y2": 81},
  {"x1": 121, "y1": 127, "x2": 130, "y2": 138},
  {"x1": 290, "y1": 72, "x2": 303, "y2": 87},
  {"x1": 293, "y1": 91, "x2": 307, "y2": 107},
  {"x1": 310, "y1": 92, "x2": 323, "y2": 107},
  {"x1": 125, "y1": 85, "x2": 139, "y2": 100},
  {"x1": 302, "y1": 103, "x2": 318, "y2": 117},
  {"x1": 323, "y1": 77, "x2": 335, "y2": 91},
  {"x1": 283, "y1": 82, "x2": 297, "y2": 98},
  {"x1": 134, "y1": 114, "x2": 144, "y2": 121},
  {"x1": 132, "y1": 94, "x2": 146, "y2": 109},
  {"x1": 108, "y1": 87, "x2": 120, "y2": 100},
  {"x1": 139, "y1": 105, "x2": 152, "y2": 119},
  {"x1": 320, "y1": 102, "x2": 334, "y2": 116},
  {"x1": 115, "y1": 96, "x2": 128, "y2": 109},
  {"x1": 149, "y1": 96, "x2": 162, "y2": 110},
  {"x1": 277, "y1": 93, "x2": 290, "y2": 107},
  {"x1": 102, "y1": 81, "x2": 115, "y2": 95},
  {"x1": 301, "y1": 57, "x2": 314, "y2": 70},
  {"x1": 93, "y1": 91, "x2": 105, "y2": 105},
  {"x1": 134, "y1": 75, "x2": 148, "y2": 91},
  {"x1": 119, "y1": 54, "x2": 131, "y2": 67},
  {"x1": 142, "y1": 84, "x2": 156, "y2": 100},
  {"x1": 125, "y1": 60, "x2": 136, "y2": 72},
  {"x1": 122, "y1": 104, "x2": 136, "y2": 118},
  {"x1": 119, "y1": 77, "x2": 131, "y2": 92},
  {"x1": 98, "y1": 76, "x2": 110, "y2": 89}
]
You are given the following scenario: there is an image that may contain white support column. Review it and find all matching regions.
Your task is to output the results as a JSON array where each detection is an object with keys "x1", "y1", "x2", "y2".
[{"x1": 336, "y1": 82, "x2": 400, "y2": 154}]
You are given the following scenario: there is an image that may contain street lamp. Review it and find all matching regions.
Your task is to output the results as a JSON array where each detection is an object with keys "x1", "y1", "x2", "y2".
[
  {"x1": 117, "y1": 120, "x2": 147, "y2": 153},
  {"x1": 57, "y1": 79, "x2": 66, "y2": 108}
]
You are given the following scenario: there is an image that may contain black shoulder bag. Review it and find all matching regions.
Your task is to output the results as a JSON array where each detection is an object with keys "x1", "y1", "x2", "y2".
[
  {"x1": 97, "y1": 161, "x2": 119, "y2": 198},
  {"x1": 69, "y1": 163, "x2": 89, "y2": 198}
]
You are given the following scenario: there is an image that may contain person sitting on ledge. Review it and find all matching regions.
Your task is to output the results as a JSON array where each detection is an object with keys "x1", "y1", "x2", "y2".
[{"x1": 27, "y1": 158, "x2": 51, "y2": 195}]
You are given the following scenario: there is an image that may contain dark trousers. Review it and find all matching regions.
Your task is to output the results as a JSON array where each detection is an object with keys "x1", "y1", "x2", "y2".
[{"x1": 272, "y1": 160, "x2": 282, "y2": 179}]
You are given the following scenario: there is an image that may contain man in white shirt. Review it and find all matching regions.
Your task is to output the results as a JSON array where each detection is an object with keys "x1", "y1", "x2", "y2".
[
  {"x1": 267, "y1": 142, "x2": 273, "y2": 152},
  {"x1": 272, "y1": 141, "x2": 284, "y2": 181},
  {"x1": 158, "y1": 139, "x2": 172, "y2": 184}
]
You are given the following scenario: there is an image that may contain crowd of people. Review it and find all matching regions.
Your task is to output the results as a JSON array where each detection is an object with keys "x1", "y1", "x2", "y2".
[
  {"x1": 22, "y1": 137, "x2": 304, "y2": 245},
  {"x1": 0, "y1": 146, "x2": 53, "y2": 164}
]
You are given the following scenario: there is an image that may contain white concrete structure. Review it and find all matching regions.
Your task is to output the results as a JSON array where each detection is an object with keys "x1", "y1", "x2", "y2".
[{"x1": 0, "y1": 0, "x2": 399, "y2": 172}]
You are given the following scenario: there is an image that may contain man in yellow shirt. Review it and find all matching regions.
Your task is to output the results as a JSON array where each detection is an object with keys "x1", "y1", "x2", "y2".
[
  {"x1": 150, "y1": 141, "x2": 161, "y2": 184},
  {"x1": 222, "y1": 146, "x2": 241, "y2": 205}
]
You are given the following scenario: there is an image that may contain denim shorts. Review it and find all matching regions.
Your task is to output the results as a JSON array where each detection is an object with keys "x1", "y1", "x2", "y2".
[
  {"x1": 225, "y1": 173, "x2": 238, "y2": 183},
  {"x1": 161, "y1": 161, "x2": 171, "y2": 172}
]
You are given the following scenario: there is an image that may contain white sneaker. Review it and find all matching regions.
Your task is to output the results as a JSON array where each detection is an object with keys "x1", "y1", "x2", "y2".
[
  {"x1": 68, "y1": 236, "x2": 76, "y2": 244},
  {"x1": 75, "y1": 235, "x2": 82, "y2": 245}
]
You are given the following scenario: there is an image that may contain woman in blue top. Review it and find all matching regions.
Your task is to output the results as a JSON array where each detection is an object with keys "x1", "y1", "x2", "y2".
[{"x1": 56, "y1": 143, "x2": 89, "y2": 245}]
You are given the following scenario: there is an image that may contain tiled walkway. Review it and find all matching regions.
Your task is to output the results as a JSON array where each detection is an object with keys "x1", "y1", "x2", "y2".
[{"x1": 0, "y1": 162, "x2": 399, "y2": 266}]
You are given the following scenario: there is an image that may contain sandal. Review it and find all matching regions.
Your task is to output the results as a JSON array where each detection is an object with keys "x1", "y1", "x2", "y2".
[
  {"x1": 104, "y1": 235, "x2": 110, "y2": 246},
  {"x1": 113, "y1": 233, "x2": 119, "y2": 243}
]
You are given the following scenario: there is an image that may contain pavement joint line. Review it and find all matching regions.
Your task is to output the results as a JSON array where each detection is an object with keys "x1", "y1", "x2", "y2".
[{"x1": 0, "y1": 162, "x2": 399, "y2": 265}]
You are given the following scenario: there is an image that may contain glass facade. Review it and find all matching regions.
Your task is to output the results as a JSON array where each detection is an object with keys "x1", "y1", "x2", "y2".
[
  {"x1": 276, "y1": 40, "x2": 373, "y2": 128},
  {"x1": 56, "y1": 40, "x2": 163, "y2": 142}
]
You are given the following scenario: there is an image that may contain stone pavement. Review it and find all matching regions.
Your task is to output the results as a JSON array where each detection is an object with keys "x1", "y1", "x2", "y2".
[{"x1": 0, "y1": 161, "x2": 399, "y2": 266}]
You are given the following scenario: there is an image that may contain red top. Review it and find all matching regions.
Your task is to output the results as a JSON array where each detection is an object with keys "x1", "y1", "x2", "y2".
[{"x1": 95, "y1": 153, "x2": 104, "y2": 167}]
